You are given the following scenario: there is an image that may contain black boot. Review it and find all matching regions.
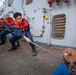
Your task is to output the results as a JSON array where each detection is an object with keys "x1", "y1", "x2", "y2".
[
  {"x1": 8, "y1": 46, "x2": 17, "y2": 51},
  {"x1": 32, "y1": 46, "x2": 37, "y2": 56},
  {"x1": 0, "y1": 37, "x2": 5, "y2": 45},
  {"x1": 0, "y1": 40, "x2": 5, "y2": 45},
  {"x1": 0, "y1": 42, "x2": 5, "y2": 45}
]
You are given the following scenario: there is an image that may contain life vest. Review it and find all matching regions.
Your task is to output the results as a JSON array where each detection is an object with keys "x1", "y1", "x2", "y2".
[
  {"x1": 14, "y1": 18, "x2": 29, "y2": 33},
  {"x1": 0, "y1": 21, "x2": 4, "y2": 30},
  {"x1": 46, "y1": 0, "x2": 52, "y2": 7},
  {"x1": 4, "y1": 18, "x2": 14, "y2": 29},
  {"x1": 56, "y1": 0, "x2": 60, "y2": 5}
]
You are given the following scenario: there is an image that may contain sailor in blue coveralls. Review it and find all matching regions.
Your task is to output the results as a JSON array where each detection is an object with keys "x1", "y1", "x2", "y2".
[
  {"x1": 0, "y1": 18, "x2": 6, "y2": 44},
  {"x1": 52, "y1": 62, "x2": 70, "y2": 75},
  {"x1": 9, "y1": 12, "x2": 37, "y2": 56},
  {"x1": 52, "y1": 48, "x2": 76, "y2": 75},
  {"x1": 0, "y1": 14, "x2": 19, "y2": 46}
]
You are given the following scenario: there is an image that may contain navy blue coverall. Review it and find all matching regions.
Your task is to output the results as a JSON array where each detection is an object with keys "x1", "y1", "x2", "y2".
[
  {"x1": 0, "y1": 22, "x2": 19, "y2": 45},
  {"x1": 52, "y1": 62, "x2": 70, "y2": 75},
  {"x1": 0, "y1": 22, "x2": 9, "y2": 43},
  {"x1": 9, "y1": 25, "x2": 34, "y2": 47},
  {"x1": 0, "y1": 30, "x2": 6, "y2": 43}
]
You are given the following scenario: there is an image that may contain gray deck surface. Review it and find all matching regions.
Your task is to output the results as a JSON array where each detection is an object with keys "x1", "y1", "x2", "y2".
[{"x1": 0, "y1": 40, "x2": 64, "y2": 75}]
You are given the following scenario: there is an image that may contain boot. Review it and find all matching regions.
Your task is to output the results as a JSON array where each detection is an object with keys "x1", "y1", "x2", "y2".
[
  {"x1": 0, "y1": 40, "x2": 5, "y2": 45},
  {"x1": 0, "y1": 38, "x2": 5, "y2": 45},
  {"x1": 0, "y1": 42, "x2": 5, "y2": 45},
  {"x1": 32, "y1": 46, "x2": 37, "y2": 56},
  {"x1": 8, "y1": 46, "x2": 17, "y2": 51}
]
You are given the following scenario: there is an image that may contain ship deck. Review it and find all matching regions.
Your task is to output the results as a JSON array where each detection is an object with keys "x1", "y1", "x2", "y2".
[{"x1": 0, "y1": 40, "x2": 64, "y2": 75}]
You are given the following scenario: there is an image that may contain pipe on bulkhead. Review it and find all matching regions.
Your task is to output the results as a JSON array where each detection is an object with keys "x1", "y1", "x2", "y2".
[
  {"x1": 47, "y1": 9, "x2": 51, "y2": 46},
  {"x1": 21, "y1": 0, "x2": 26, "y2": 16}
]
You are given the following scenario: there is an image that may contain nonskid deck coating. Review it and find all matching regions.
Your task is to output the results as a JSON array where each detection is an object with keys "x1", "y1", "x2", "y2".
[{"x1": 0, "y1": 40, "x2": 64, "y2": 75}]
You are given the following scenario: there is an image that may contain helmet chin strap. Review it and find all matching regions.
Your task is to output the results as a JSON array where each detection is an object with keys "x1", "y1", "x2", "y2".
[{"x1": 68, "y1": 48, "x2": 76, "y2": 75}]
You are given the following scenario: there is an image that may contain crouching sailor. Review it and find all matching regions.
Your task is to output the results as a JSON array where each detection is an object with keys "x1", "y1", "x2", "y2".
[
  {"x1": 9, "y1": 12, "x2": 37, "y2": 56},
  {"x1": 0, "y1": 13, "x2": 14, "y2": 45},
  {"x1": 0, "y1": 18, "x2": 6, "y2": 44}
]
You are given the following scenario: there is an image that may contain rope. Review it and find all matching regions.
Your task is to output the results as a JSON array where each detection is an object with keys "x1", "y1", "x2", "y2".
[{"x1": 31, "y1": 41, "x2": 63, "y2": 61}]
